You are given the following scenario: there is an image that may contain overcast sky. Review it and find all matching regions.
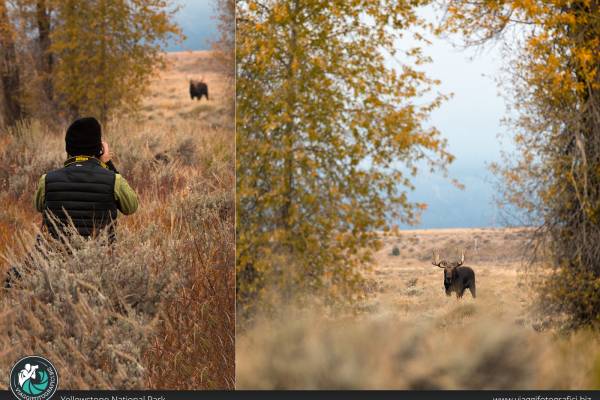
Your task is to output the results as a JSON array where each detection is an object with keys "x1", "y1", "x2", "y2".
[
  {"x1": 167, "y1": 0, "x2": 219, "y2": 51},
  {"x1": 394, "y1": 7, "x2": 513, "y2": 229},
  {"x1": 167, "y1": 2, "x2": 514, "y2": 228}
]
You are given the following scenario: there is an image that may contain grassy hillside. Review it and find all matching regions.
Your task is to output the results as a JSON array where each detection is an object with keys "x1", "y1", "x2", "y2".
[
  {"x1": 0, "y1": 51, "x2": 235, "y2": 389},
  {"x1": 368, "y1": 227, "x2": 532, "y2": 320},
  {"x1": 237, "y1": 227, "x2": 600, "y2": 389}
]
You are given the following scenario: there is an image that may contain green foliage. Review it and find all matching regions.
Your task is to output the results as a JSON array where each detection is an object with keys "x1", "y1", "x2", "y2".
[
  {"x1": 391, "y1": 246, "x2": 400, "y2": 256},
  {"x1": 236, "y1": 0, "x2": 453, "y2": 313}
]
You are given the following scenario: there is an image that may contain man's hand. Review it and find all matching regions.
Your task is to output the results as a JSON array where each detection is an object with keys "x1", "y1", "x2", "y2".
[{"x1": 100, "y1": 141, "x2": 111, "y2": 163}]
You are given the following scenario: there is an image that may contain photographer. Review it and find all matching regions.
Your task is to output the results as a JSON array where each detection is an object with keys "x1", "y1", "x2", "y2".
[{"x1": 34, "y1": 117, "x2": 138, "y2": 240}]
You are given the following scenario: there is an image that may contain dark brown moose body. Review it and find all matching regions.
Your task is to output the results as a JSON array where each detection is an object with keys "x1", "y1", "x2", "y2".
[
  {"x1": 445, "y1": 265, "x2": 476, "y2": 298},
  {"x1": 432, "y1": 249, "x2": 476, "y2": 299},
  {"x1": 190, "y1": 79, "x2": 209, "y2": 100}
]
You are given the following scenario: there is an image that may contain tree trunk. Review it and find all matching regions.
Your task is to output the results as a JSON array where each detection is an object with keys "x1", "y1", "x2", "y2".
[
  {"x1": 280, "y1": 0, "x2": 299, "y2": 235},
  {"x1": 36, "y1": 0, "x2": 53, "y2": 103},
  {"x1": 0, "y1": 0, "x2": 23, "y2": 127},
  {"x1": 0, "y1": 78, "x2": 6, "y2": 128}
]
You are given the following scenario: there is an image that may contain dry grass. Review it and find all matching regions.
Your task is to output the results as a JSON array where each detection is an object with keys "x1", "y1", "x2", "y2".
[
  {"x1": 0, "y1": 51, "x2": 234, "y2": 389},
  {"x1": 367, "y1": 227, "x2": 534, "y2": 319},
  {"x1": 236, "y1": 228, "x2": 600, "y2": 389},
  {"x1": 139, "y1": 51, "x2": 232, "y2": 125}
]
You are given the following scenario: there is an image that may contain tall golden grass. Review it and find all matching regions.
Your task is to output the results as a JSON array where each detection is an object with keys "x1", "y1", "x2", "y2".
[{"x1": 0, "y1": 51, "x2": 235, "y2": 389}]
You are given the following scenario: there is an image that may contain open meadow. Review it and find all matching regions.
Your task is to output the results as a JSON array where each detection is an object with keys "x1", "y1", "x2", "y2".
[
  {"x1": 0, "y1": 51, "x2": 235, "y2": 389},
  {"x1": 237, "y1": 227, "x2": 600, "y2": 389}
]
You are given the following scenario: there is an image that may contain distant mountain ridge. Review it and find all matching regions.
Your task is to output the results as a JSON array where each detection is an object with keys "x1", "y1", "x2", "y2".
[{"x1": 397, "y1": 166, "x2": 504, "y2": 229}]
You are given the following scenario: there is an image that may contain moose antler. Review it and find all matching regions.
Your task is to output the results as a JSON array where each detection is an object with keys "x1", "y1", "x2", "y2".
[
  {"x1": 432, "y1": 249, "x2": 444, "y2": 268},
  {"x1": 456, "y1": 248, "x2": 465, "y2": 267}
]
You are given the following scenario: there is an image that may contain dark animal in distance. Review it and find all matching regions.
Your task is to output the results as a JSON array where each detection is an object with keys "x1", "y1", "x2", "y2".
[
  {"x1": 190, "y1": 79, "x2": 209, "y2": 101},
  {"x1": 431, "y1": 249, "x2": 476, "y2": 299}
]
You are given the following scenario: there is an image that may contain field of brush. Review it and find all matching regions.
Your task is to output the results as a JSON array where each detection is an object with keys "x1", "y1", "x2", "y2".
[
  {"x1": 237, "y1": 227, "x2": 600, "y2": 389},
  {"x1": 367, "y1": 228, "x2": 532, "y2": 322},
  {"x1": 0, "y1": 51, "x2": 235, "y2": 389}
]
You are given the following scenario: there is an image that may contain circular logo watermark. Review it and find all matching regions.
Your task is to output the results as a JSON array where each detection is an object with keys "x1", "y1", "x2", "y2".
[{"x1": 10, "y1": 356, "x2": 58, "y2": 400}]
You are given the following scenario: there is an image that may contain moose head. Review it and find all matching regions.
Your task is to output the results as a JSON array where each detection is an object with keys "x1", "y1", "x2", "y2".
[{"x1": 431, "y1": 249, "x2": 476, "y2": 299}]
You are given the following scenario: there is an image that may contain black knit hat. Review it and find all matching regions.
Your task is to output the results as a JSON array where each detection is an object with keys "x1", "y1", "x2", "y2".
[{"x1": 65, "y1": 117, "x2": 102, "y2": 156}]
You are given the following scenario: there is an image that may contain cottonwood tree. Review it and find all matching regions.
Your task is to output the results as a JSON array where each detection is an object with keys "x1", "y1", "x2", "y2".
[
  {"x1": 50, "y1": 0, "x2": 181, "y2": 123},
  {"x1": 0, "y1": 0, "x2": 24, "y2": 127},
  {"x1": 0, "y1": 0, "x2": 181, "y2": 127},
  {"x1": 442, "y1": 0, "x2": 600, "y2": 328},
  {"x1": 237, "y1": 0, "x2": 453, "y2": 312},
  {"x1": 213, "y1": 0, "x2": 234, "y2": 79},
  {"x1": 8, "y1": 0, "x2": 56, "y2": 121}
]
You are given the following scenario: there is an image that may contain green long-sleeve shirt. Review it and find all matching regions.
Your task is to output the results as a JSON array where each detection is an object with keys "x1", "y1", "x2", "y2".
[{"x1": 34, "y1": 172, "x2": 139, "y2": 215}]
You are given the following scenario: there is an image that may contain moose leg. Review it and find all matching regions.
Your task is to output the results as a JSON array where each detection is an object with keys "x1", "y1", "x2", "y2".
[
  {"x1": 469, "y1": 281, "x2": 476, "y2": 298},
  {"x1": 456, "y1": 287, "x2": 465, "y2": 299}
]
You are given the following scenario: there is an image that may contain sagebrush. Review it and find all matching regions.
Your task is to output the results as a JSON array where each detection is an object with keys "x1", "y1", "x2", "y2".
[{"x1": 0, "y1": 51, "x2": 235, "y2": 388}]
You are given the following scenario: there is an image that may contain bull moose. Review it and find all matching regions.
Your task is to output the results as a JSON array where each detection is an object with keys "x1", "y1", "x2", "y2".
[
  {"x1": 432, "y1": 249, "x2": 476, "y2": 299},
  {"x1": 190, "y1": 79, "x2": 209, "y2": 101}
]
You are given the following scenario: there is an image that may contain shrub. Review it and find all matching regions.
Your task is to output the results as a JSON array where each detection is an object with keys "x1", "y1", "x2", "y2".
[
  {"x1": 236, "y1": 310, "x2": 600, "y2": 389},
  {"x1": 0, "y1": 113, "x2": 234, "y2": 389}
]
